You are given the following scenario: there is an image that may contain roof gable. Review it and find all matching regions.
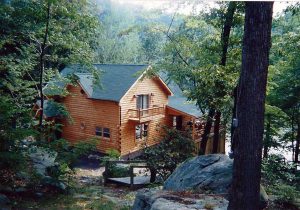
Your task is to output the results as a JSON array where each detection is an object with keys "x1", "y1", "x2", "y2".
[{"x1": 61, "y1": 64, "x2": 149, "y2": 102}]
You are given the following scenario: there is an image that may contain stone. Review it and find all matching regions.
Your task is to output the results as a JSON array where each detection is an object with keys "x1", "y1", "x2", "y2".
[
  {"x1": 132, "y1": 188, "x2": 228, "y2": 210},
  {"x1": 164, "y1": 154, "x2": 232, "y2": 194},
  {"x1": 163, "y1": 154, "x2": 268, "y2": 209},
  {"x1": 28, "y1": 146, "x2": 57, "y2": 176}
]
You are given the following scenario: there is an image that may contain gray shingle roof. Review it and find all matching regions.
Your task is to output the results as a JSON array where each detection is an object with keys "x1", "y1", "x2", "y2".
[
  {"x1": 159, "y1": 73, "x2": 202, "y2": 118},
  {"x1": 45, "y1": 64, "x2": 201, "y2": 117},
  {"x1": 61, "y1": 64, "x2": 149, "y2": 102}
]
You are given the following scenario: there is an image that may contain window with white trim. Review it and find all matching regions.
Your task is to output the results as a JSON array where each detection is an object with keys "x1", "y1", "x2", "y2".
[
  {"x1": 95, "y1": 126, "x2": 110, "y2": 140},
  {"x1": 103, "y1": 128, "x2": 110, "y2": 138},
  {"x1": 95, "y1": 127, "x2": 102, "y2": 136}
]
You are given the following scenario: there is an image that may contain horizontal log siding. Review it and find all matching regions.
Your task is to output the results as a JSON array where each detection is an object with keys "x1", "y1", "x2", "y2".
[
  {"x1": 61, "y1": 85, "x2": 120, "y2": 153},
  {"x1": 119, "y1": 78, "x2": 169, "y2": 156},
  {"x1": 166, "y1": 108, "x2": 195, "y2": 131},
  {"x1": 166, "y1": 107, "x2": 225, "y2": 154}
]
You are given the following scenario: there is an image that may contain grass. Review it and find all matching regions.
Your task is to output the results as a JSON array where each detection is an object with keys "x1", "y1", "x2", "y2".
[{"x1": 13, "y1": 185, "x2": 131, "y2": 210}]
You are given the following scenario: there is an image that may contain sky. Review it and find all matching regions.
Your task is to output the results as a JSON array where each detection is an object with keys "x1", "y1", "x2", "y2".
[{"x1": 111, "y1": 0, "x2": 296, "y2": 16}]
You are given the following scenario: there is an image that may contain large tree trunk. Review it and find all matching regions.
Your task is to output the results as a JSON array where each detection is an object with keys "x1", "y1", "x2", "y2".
[
  {"x1": 199, "y1": 109, "x2": 215, "y2": 155},
  {"x1": 38, "y1": 1, "x2": 51, "y2": 129},
  {"x1": 228, "y1": 2, "x2": 273, "y2": 210}
]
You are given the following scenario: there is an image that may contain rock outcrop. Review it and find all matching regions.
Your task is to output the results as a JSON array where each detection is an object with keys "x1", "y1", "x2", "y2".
[
  {"x1": 164, "y1": 154, "x2": 232, "y2": 194},
  {"x1": 133, "y1": 154, "x2": 268, "y2": 210},
  {"x1": 132, "y1": 188, "x2": 228, "y2": 210}
]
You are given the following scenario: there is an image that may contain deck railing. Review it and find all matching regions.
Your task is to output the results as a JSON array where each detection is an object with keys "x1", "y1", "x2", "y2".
[{"x1": 128, "y1": 106, "x2": 165, "y2": 120}]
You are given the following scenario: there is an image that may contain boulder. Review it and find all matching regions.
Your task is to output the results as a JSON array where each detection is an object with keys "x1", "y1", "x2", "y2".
[
  {"x1": 28, "y1": 147, "x2": 57, "y2": 176},
  {"x1": 163, "y1": 154, "x2": 268, "y2": 209},
  {"x1": 132, "y1": 188, "x2": 228, "y2": 210},
  {"x1": 164, "y1": 154, "x2": 232, "y2": 194}
]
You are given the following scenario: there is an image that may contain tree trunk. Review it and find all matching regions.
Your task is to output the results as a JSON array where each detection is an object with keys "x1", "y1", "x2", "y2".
[
  {"x1": 199, "y1": 109, "x2": 215, "y2": 155},
  {"x1": 220, "y1": 2, "x2": 236, "y2": 66},
  {"x1": 38, "y1": 1, "x2": 51, "y2": 129},
  {"x1": 212, "y1": 2, "x2": 237, "y2": 154},
  {"x1": 263, "y1": 115, "x2": 271, "y2": 159},
  {"x1": 295, "y1": 120, "x2": 300, "y2": 163},
  {"x1": 212, "y1": 111, "x2": 221, "y2": 153},
  {"x1": 228, "y1": 2, "x2": 273, "y2": 210}
]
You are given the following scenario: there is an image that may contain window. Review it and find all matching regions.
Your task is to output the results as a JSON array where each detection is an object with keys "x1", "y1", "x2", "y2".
[
  {"x1": 136, "y1": 95, "x2": 149, "y2": 109},
  {"x1": 95, "y1": 126, "x2": 110, "y2": 139},
  {"x1": 103, "y1": 128, "x2": 110, "y2": 138},
  {"x1": 95, "y1": 127, "x2": 102, "y2": 136},
  {"x1": 172, "y1": 116, "x2": 177, "y2": 128},
  {"x1": 135, "y1": 123, "x2": 148, "y2": 140}
]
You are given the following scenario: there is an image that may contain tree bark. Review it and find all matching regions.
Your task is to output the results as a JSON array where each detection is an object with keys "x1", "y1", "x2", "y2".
[
  {"x1": 228, "y1": 2, "x2": 273, "y2": 210},
  {"x1": 212, "y1": 1, "x2": 236, "y2": 153},
  {"x1": 212, "y1": 2, "x2": 237, "y2": 154},
  {"x1": 199, "y1": 109, "x2": 215, "y2": 155},
  {"x1": 212, "y1": 111, "x2": 221, "y2": 153},
  {"x1": 38, "y1": 1, "x2": 51, "y2": 129}
]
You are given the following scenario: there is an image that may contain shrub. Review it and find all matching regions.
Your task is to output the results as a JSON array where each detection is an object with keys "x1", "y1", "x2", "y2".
[
  {"x1": 270, "y1": 183, "x2": 298, "y2": 203},
  {"x1": 48, "y1": 138, "x2": 98, "y2": 166},
  {"x1": 141, "y1": 126, "x2": 196, "y2": 180},
  {"x1": 102, "y1": 149, "x2": 130, "y2": 178},
  {"x1": 0, "y1": 151, "x2": 26, "y2": 170},
  {"x1": 262, "y1": 154, "x2": 295, "y2": 185}
]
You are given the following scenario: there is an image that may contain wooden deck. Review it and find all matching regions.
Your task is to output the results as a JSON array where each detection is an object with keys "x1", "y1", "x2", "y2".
[{"x1": 107, "y1": 176, "x2": 151, "y2": 186}]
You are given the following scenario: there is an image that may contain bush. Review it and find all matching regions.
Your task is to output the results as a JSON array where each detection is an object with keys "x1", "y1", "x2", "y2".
[
  {"x1": 262, "y1": 154, "x2": 299, "y2": 206},
  {"x1": 102, "y1": 149, "x2": 130, "y2": 178},
  {"x1": 262, "y1": 154, "x2": 295, "y2": 185},
  {"x1": 270, "y1": 183, "x2": 298, "y2": 203},
  {"x1": 48, "y1": 138, "x2": 98, "y2": 166},
  {"x1": 0, "y1": 151, "x2": 26, "y2": 170},
  {"x1": 141, "y1": 126, "x2": 196, "y2": 180}
]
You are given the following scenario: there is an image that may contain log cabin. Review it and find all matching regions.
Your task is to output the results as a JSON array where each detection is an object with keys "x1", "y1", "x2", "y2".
[{"x1": 40, "y1": 64, "x2": 225, "y2": 158}]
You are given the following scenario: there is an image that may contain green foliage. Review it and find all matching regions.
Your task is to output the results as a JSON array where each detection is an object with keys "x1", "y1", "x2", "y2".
[
  {"x1": 141, "y1": 126, "x2": 195, "y2": 180},
  {"x1": 270, "y1": 184, "x2": 298, "y2": 203},
  {"x1": 156, "y1": 5, "x2": 244, "y2": 125},
  {"x1": 102, "y1": 149, "x2": 130, "y2": 178},
  {"x1": 262, "y1": 154, "x2": 296, "y2": 185},
  {"x1": 0, "y1": 151, "x2": 26, "y2": 170},
  {"x1": 49, "y1": 138, "x2": 98, "y2": 166},
  {"x1": 106, "y1": 148, "x2": 121, "y2": 159},
  {"x1": 262, "y1": 154, "x2": 299, "y2": 204},
  {"x1": 0, "y1": 0, "x2": 100, "y2": 190}
]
